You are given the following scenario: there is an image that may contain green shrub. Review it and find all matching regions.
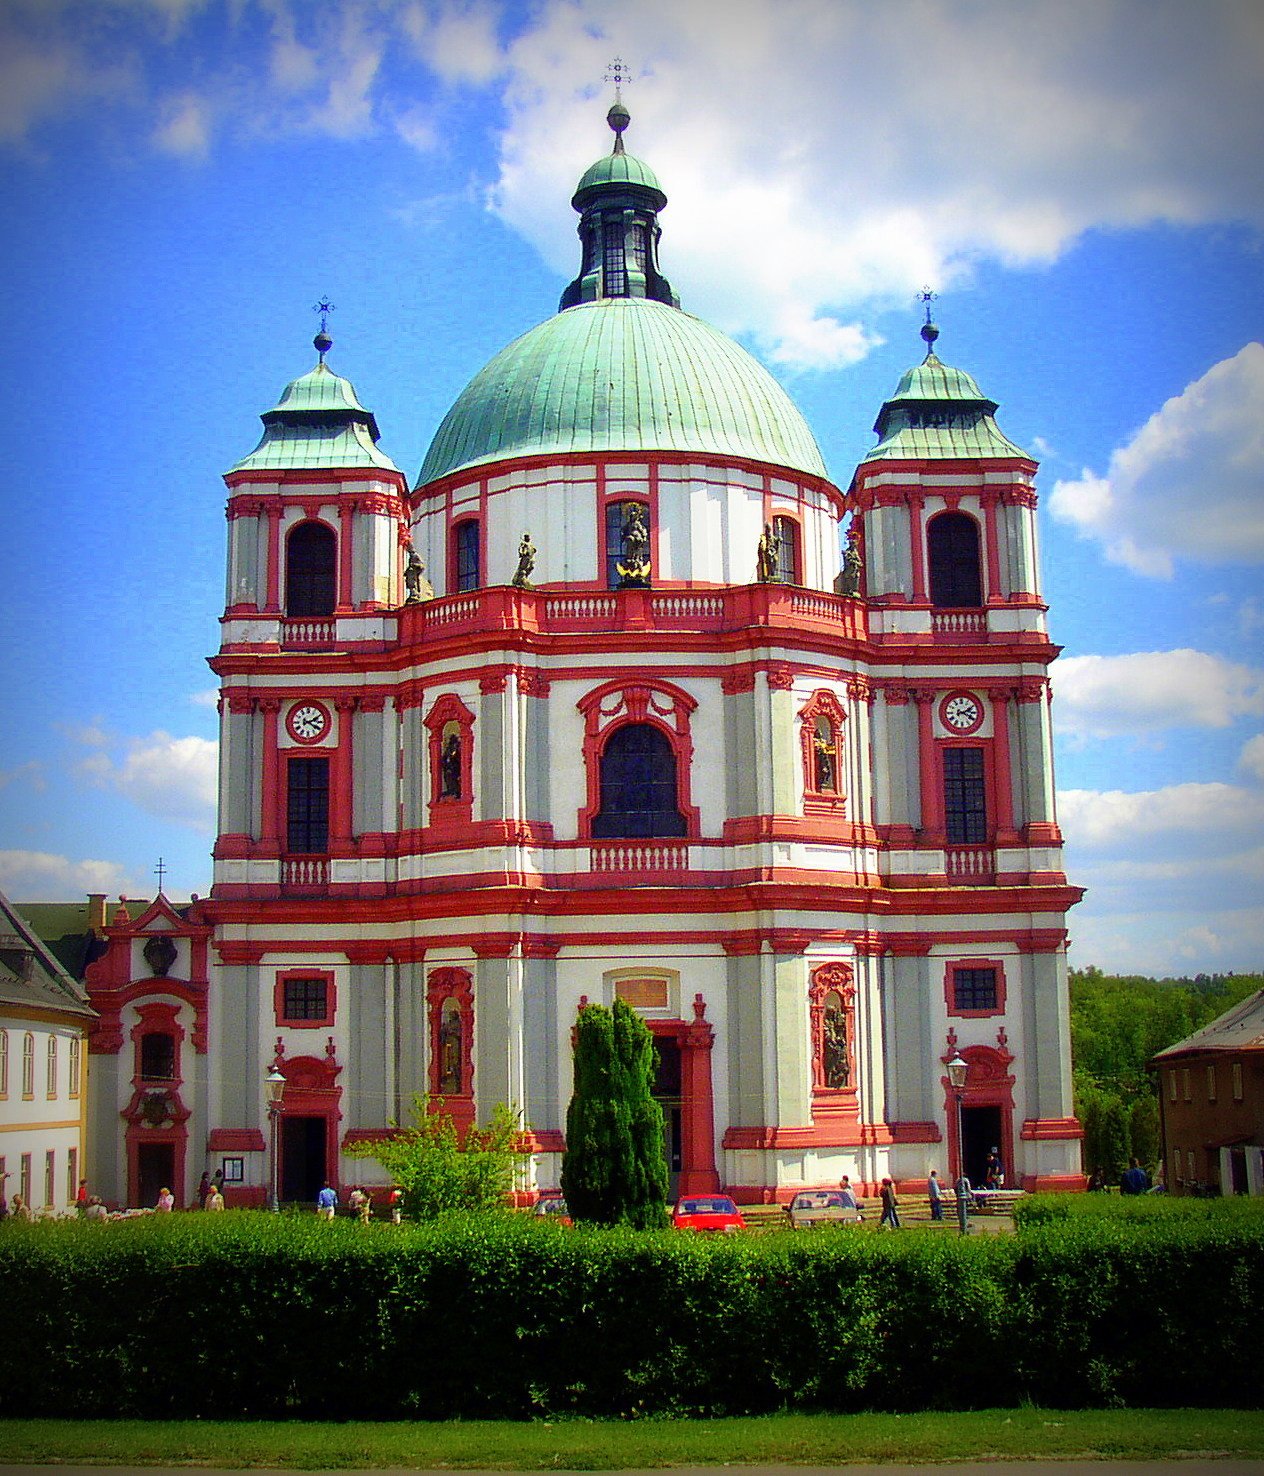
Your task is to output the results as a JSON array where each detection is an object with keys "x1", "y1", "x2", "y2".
[{"x1": 0, "y1": 1207, "x2": 1260, "y2": 1418}]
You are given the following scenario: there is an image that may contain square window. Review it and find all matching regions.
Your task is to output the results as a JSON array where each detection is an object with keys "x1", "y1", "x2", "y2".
[
  {"x1": 953, "y1": 967, "x2": 998, "y2": 1011},
  {"x1": 283, "y1": 977, "x2": 329, "y2": 1022}
]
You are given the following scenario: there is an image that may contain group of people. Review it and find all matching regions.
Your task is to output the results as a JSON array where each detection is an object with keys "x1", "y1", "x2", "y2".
[
  {"x1": 836, "y1": 1156, "x2": 1007, "y2": 1229},
  {"x1": 316, "y1": 1183, "x2": 403, "y2": 1224}
]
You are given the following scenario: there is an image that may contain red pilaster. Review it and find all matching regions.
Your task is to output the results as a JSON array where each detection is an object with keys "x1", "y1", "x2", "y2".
[{"x1": 259, "y1": 698, "x2": 281, "y2": 847}]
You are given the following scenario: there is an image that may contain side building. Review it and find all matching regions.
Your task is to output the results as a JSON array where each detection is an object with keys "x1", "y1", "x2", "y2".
[
  {"x1": 1153, "y1": 988, "x2": 1264, "y2": 1196},
  {"x1": 0, "y1": 891, "x2": 95, "y2": 1215}
]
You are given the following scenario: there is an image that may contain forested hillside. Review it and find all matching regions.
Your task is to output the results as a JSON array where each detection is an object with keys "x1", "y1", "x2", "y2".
[{"x1": 1069, "y1": 967, "x2": 1262, "y2": 1180}]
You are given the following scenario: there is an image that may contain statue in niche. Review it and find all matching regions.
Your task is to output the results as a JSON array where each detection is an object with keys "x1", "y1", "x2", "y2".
[
  {"x1": 813, "y1": 719, "x2": 837, "y2": 793},
  {"x1": 511, "y1": 533, "x2": 536, "y2": 589},
  {"x1": 143, "y1": 935, "x2": 178, "y2": 978},
  {"x1": 616, "y1": 503, "x2": 651, "y2": 588},
  {"x1": 836, "y1": 525, "x2": 864, "y2": 597},
  {"x1": 404, "y1": 545, "x2": 434, "y2": 604},
  {"x1": 757, "y1": 522, "x2": 778, "y2": 582},
  {"x1": 439, "y1": 730, "x2": 462, "y2": 798},
  {"x1": 438, "y1": 1006, "x2": 462, "y2": 1095},
  {"x1": 823, "y1": 997, "x2": 849, "y2": 1088}
]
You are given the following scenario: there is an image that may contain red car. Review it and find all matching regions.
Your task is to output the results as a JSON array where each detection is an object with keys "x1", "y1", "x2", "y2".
[{"x1": 671, "y1": 1195, "x2": 746, "y2": 1233}]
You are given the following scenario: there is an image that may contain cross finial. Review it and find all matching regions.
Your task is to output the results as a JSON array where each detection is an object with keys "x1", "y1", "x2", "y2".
[
  {"x1": 154, "y1": 857, "x2": 167, "y2": 896},
  {"x1": 917, "y1": 287, "x2": 938, "y2": 324},
  {"x1": 917, "y1": 287, "x2": 940, "y2": 355},
  {"x1": 312, "y1": 298, "x2": 335, "y2": 361},
  {"x1": 604, "y1": 57, "x2": 630, "y2": 103}
]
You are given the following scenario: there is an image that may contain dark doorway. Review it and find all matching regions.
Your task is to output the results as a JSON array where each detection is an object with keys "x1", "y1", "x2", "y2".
[
  {"x1": 961, "y1": 1104, "x2": 1003, "y2": 1187},
  {"x1": 281, "y1": 1115, "x2": 327, "y2": 1204},
  {"x1": 928, "y1": 511, "x2": 982, "y2": 607},
  {"x1": 286, "y1": 522, "x2": 336, "y2": 616},
  {"x1": 136, "y1": 1142, "x2": 175, "y2": 1211},
  {"x1": 592, "y1": 724, "x2": 687, "y2": 838},
  {"x1": 653, "y1": 1037, "x2": 683, "y2": 1199}
]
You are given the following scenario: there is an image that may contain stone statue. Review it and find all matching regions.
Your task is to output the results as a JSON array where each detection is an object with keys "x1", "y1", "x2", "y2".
[
  {"x1": 757, "y1": 522, "x2": 778, "y2": 582},
  {"x1": 511, "y1": 533, "x2": 536, "y2": 589},
  {"x1": 813, "y1": 729, "x2": 837, "y2": 793},
  {"x1": 440, "y1": 732, "x2": 462, "y2": 798},
  {"x1": 836, "y1": 526, "x2": 863, "y2": 597},
  {"x1": 823, "y1": 1007, "x2": 849, "y2": 1088},
  {"x1": 616, "y1": 503, "x2": 651, "y2": 587},
  {"x1": 404, "y1": 545, "x2": 434, "y2": 603}
]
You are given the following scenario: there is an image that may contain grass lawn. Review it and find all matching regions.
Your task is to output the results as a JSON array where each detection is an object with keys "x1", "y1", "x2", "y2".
[{"x1": 3, "y1": 1409, "x2": 1262, "y2": 1468}]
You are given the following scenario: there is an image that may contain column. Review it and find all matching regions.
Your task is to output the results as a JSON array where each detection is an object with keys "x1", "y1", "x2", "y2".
[
  {"x1": 258, "y1": 698, "x2": 281, "y2": 848},
  {"x1": 330, "y1": 697, "x2": 356, "y2": 852}
]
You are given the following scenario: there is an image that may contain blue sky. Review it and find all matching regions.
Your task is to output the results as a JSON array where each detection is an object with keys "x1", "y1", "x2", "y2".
[{"x1": 1, "y1": 0, "x2": 1261, "y2": 978}]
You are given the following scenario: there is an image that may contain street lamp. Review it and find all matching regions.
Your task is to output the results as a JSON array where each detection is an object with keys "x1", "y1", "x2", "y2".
[
  {"x1": 946, "y1": 1051, "x2": 969, "y2": 1236},
  {"x1": 265, "y1": 1065, "x2": 286, "y2": 1213}
]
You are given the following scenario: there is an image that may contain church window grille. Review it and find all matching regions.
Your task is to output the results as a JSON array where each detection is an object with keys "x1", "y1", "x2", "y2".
[
  {"x1": 928, "y1": 510, "x2": 983, "y2": 607},
  {"x1": 942, "y1": 747, "x2": 987, "y2": 844},
  {"x1": 285, "y1": 521, "x2": 337, "y2": 617},
  {"x1": 953, "y1": 967, "x2": 998, "y2": 1012},
  {"x1": 592, "y1": 723, "x2": 687, "y2": 838},
  {"x1": 68, "y1": 1037, "x2": 80, "y2": 1098},
  {"x1": 453, "y1": 518, "x2": 480, "y2": 592},
  {"x1": 629, "y1": 224, "x2": 647, "y2": 273},
  {"x1": 287, "y1": 756, "x2": 330, "y2": 854},
  {"x1": 46, "y1": 1036, "x2": 57, "y2": 1097},
  {"x1": 22, "y1": 1033, "x2": 34, "y2": 1098},
  {"x1": 284, "y1": 977, "x2": 329, "y2": 1023},
  {"x1": 773, "y1": 516, "x2": 800, "y2": 584},
  {"x1": 140, "y1": 1032, "x2": 176, "y2": 1082},
  {"x1": 603, "y1": 223, "x2": 628, "y2": 297},
  {"x1": 605, "y1": 500, "x2": 650, "y2": 588}
]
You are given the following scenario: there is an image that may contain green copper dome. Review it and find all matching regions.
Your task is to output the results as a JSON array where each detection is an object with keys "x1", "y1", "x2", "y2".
[
  {"x1": 231, "y1": 353, "x2": 400, "y2": 475},
  {"x1": 417, "y1": 296, "x2": 827, "y2": 486},
  {"x1": 573, "y1": 149, "x2": 665, "y2": 204},
  {"x1": 863, "y1": 322, "x2": 1029, "y2": 462}
]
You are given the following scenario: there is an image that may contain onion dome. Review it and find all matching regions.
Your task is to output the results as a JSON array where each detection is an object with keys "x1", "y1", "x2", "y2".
[
  {"x1": 230, "y1": 332, "x2": 400, "y2": 474},
  {"x1": 863, "y1": 319, "x2": 1029, "y2": 462}
]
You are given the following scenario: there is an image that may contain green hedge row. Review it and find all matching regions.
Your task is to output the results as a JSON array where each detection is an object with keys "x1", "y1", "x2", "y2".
[
  {"x1": 1013, "y1": 1192, "x2": 1264, "y2": 1227},
  {"x1": 1, "y1": 1210, "x2": 1260, "y2": 1418}
]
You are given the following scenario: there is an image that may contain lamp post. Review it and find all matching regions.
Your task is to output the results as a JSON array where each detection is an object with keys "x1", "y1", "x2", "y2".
[
  {"x1": 265, "y1": 1065, "x2": 286, "y2": 1212},
  {"x1": 946, "y1": 1051, "x2": 969, "y2": 1235}
]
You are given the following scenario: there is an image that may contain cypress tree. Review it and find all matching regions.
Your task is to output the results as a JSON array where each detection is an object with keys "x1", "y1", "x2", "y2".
[{"x1": 561, "y1": 999, "x2": 668, "y2": 1227}]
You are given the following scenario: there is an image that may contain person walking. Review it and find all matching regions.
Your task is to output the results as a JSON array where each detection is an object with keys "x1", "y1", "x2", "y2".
[
  {"x1": 1120, "y1": 1157, "x2": 1150, "y2": 1195},
  {"x1": 879, "y1": 1177, "x2": 900, "y2": 1229},
  {"x1": 316, "y1": 1182, "x2": 337, "y2": 1221},
  {"x1": 928, "y1": 1169, "x2": 944, "y2": 1222},
  {"x1": 75, "y1": 1179, "x2": 90, "y2": 1216},
  {"x1": 205, "y1": 1184, "x2": 225, "y2": 1212},
  {"x1": 196, "y1": 1171, "x2": 211, "y2": 1209}
]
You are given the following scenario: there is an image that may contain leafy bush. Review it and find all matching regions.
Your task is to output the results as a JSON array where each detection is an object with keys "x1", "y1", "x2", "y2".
[
  {"x1": 0, "y1": 1208, "x2": 1259, "y2": 1419},
  {"x1": 345, "y1": 1095, "x2": 528, "y2": 1220}
]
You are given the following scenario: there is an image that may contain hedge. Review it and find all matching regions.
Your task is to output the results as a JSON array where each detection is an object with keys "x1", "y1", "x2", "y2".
[{"x1": 1, "y1": 1208, "x2": 1260, "y2": 1418}]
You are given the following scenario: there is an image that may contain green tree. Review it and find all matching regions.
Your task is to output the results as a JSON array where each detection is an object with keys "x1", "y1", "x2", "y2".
[
  {"x1": 1129, "y1": 1093, "x2": 1161, "y2": 1169},
  {"x1": 561, "y1": 998, "x2": 668, "y2": 1228},
  {"x1": 346, "y1": 1095, "x2": 528, "y2": 1220}
]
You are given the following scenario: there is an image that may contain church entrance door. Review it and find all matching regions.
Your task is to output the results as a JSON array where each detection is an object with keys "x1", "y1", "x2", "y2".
[
  {"x1": 961, "y1": 1104, "x2": 1002, "y2": 1187},
  {"x1": 654, "y1": 1038, "x2": 683, "y2": 1198},
  {"x1": 136, "y1": 1142, "x2": 174, "y2": 1211},
  {"x1": 281, "y1": 1115, "x2": 326, "y2": 1204}
]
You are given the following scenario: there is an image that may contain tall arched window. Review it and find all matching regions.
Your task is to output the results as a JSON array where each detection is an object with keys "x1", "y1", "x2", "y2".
[
  {"x1": 606, "y1": 501, "x2": 651, "y2": 588},
  {"x1": 773, "y1": 516, "x2": 800, "y2": 584},
  {"x1": 46, "y1": 1036, "x2": 57, "y2": 1097},
  {"x1": 592, "y1": 723, "x2": 687, "y2": 838},
  {"x1": 285, "y1": 521, "x2": 337, "y2": 617},
  {"x1": 0, "y1": 1029, "x2": 8, "y2": 1096},
  {"x1": 22, "y1": 1033, "x2": 35, "y2": 1098},
  {"x1": 453, "y1": 518, "x2": 480, "y2": 592},
  {"x1": 928, "y1": 511, "x2": 982, "y2": 607},
  {"x1": 140, "y1": 1032, "x2": 176, "y2": 1082}
]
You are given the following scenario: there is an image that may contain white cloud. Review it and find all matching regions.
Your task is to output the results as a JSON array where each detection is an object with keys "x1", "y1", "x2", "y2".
[
  {"x1": 1054, "y1": 649, "x2": 1264, "y2": 739},
  {"x1": 0, "y1": 761, "x2": 46, "y2": 794},
  {"x1": 404, "y1": 0, "x2": 504, "y2": 85},
  {"x1": 0, "y1": 849, "x2": 145, "y2": 902},
  {"x1": 153, "y1": 89, "x2": 212, "y2": 157},
  {"x1": 188, "y1": 688, "x2": 220, "y2": 709},
  {"x1": 1050, "y1": 344, "x2": 1264, "y2": 574},
  {"x1": 1059, "y1": 782, "x2": 1264, "y2": 850},
  {"x1": 1240, "y1": 734, "x2": 1264, "y2": 784},
  {"x1": 74, "y1": 729, "x2": 218, "y2": 832}
]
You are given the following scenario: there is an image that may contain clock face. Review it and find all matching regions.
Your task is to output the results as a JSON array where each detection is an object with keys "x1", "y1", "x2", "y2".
[
  {"x1": 286, "y1": 701, "x2": 330, "y2": 744},
  {"x1": 941, "y1": 693, "x2": 983, "y2": 734}
]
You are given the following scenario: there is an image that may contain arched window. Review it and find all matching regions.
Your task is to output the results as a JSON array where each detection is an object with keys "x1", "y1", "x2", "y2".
[
  {"x1": 427, "y1": 967, "x2": 474, "y2": 1132},
  {"x1": 68, "y1": 1037, "x2": 81, "y2": 1098},
  {"x1": 798, "y1": 689, "x2": 846, "y2": 807},
  {"x1": 453, "y1": 518, "x2": 480, "y2": 592},
  {"x1": 22, "y1": 1033, "x2": 35, "y2": 1098},
  {"x1": 773, "y1": 516, "x2": 800, "y2": 584},
  {"x1": 928, "y1": 511, "x2": 982, "y2": 607},
  {"x1": 592, "y1": 723, "x2": 687, "y2": 838},
  {"x1": 140, "y1": 1032, "x2": 176, "y2": 1082},
  {"x1": 0, "y1": 1029, "x2": 8, "y2": 1096},
  {"x1": 46, "y1": 1036, "x2": 57, "y2": 1097},
  {"x1": 285, "y1": 521, "x2": 337, "y2": 617}
]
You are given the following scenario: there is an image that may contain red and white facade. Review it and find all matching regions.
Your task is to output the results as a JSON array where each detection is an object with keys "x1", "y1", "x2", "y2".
[{"x1": 83, "y1": 120, "x2": 1083, "y2": 1207}]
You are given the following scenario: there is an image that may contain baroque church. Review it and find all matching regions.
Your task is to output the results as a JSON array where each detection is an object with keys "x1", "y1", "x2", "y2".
[{"x1": 80, "y1": 105, "x2": 1084, "y2": 1210}]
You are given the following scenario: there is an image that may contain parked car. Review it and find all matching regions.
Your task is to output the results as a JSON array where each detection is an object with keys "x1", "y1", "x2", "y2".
[
  {"x1": 785, "y1": 1188, "x2": 862, "y2": 1229},
  {"x1": 532, "y1": 1193, "x2": 572, "y2": 1226},
  {"x1": 671, "y1": 1195, "x2": 745, "y2": 1233}
]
